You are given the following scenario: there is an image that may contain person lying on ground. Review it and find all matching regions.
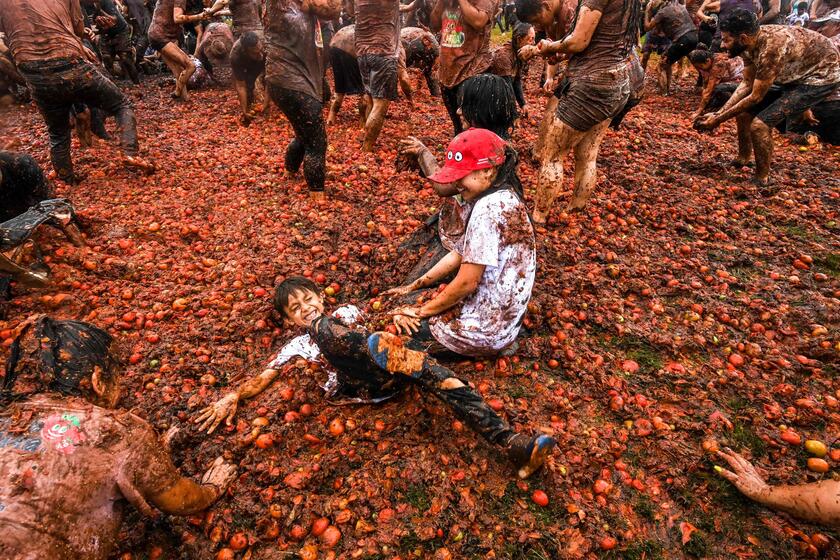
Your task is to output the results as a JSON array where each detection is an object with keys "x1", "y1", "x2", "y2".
[
  {"x1": 386, "y1": 129, "x2": 536, "y2": 360},
  {"x1": 694, "y1": 9, "x2": 840, "y2": 187},
  {"x1": 0, "y1": 0, "x2": 154, "y2": 183},
  {"x1": 715, "y1": 448, "x2": 840, "y2": 527},
  {"x1": 688, "y1": 42, "x2": 744, "y2": 118},
  {"x1": 148, "y1": 0, "x2": 211, "y2": 100},
  {"x1": 644, "y1": 0, "x2": 700, "y2": 93},
  {"x1": 0, "y1": 151, "x2": 53, "y2": 221},
  {"x1": 0, "y1": 315, "x2": 236, "y2": 560},
  {"x1": 195, "y1": 276, "x2": 555, "y2": 479},
  {"x1": 490, "y1": 22, "x2": 536, "y2": 114},
  {"x1": 231, "y1": 30, "x2": 267, "y2": 125}
]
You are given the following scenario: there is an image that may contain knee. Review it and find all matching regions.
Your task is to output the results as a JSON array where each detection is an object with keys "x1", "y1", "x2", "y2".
[
  {"x1": 750, "y1": 118, "x2": 770, "y2": 136},
  {"x1": 440, "y1": 377, "x2": 465, "y2": 390}
]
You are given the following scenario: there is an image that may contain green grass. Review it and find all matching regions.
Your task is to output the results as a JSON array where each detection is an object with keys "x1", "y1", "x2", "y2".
[
  {"x1": 604, "y1": 540, "x2": 665, "y2": 560},
  {"x1": 403, "y1": 483, "x2": 431, "y2": 512},
  {"x1": 728, "y1": 420, "x2": 768, "y2": 458},
  {"x1": 815, "y1": 252, "x2": 840, "y2": 279}
]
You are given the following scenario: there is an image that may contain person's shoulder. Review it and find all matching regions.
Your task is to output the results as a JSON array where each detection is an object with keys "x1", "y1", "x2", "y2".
[{"x1": 473, "y1": 190, "x2": 521, "y2": 217}]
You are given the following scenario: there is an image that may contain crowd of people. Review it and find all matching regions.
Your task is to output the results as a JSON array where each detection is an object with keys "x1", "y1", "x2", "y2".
[{"x1": 0, "y1": 0, "x2": 839, "y2": 557}]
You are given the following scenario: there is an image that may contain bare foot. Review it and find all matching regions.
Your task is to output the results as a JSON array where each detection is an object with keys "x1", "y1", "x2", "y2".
[
  {"x1": 124, "y1": 155, "x2": 156, "y2": 174},
  {"x1": 310, "y1": 191, "x2": 326, "y2": 201}
]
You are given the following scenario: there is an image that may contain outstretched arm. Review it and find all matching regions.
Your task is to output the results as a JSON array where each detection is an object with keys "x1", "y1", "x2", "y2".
[
  {"x1": 194, "y1": 367, "x2": 282, "y2": 433},
  {"x1": 716, "y1": 448, "x2": 840, "y2": 527}
]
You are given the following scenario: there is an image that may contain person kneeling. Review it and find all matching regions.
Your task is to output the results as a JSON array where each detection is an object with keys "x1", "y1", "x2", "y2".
[
  {"x1": 196, "y1": 276, "x2": 554, "y2": 479},
  {"x1": 0, "y1": 316, "x2": 236, "y2": 560}
]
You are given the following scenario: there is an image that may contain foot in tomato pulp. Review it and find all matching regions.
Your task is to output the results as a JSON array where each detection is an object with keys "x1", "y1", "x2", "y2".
[{"x1": 507, "y1": 433, "x2": 557, "y2": 479}]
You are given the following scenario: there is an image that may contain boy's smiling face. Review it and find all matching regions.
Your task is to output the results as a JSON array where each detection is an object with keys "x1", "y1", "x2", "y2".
[{"x1": 282, "y1": 289, "x2": 325, "y2": 327}]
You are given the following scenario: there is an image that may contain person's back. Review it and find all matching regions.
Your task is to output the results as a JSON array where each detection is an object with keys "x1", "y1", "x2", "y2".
[
  {"x1": 0, "y1": 394, "x2": 180, "y2": 560},
  {"x1": 744, "y1": 24, "x2": 840, "y2": 85},
  {"x1": 0, "y1": 0, "x2": 86, "y2": 65},
  {"x1": 653, "y1": 0, "x2": 697, "y2": 40},
  {"x1": 229, "y1": 0, "x2": 264, "y2": 36},
  {"x1": 567, "y1": 0, "x2": 634, "y2": 77}
]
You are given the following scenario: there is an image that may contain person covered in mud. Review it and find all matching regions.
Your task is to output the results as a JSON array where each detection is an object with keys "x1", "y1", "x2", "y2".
[
  {"x1": 326, "y1": 24, "x2": 367, "y2": 126},
  {"x1": 694, "y1": 9, "x2": 840, "y2": 186},
  {"x1": 515, "y1": 0, "x2": 641, "y2": 223},
  {"x1": 0, "y1": 0, "x2": 154, "y2": 184},
  {"x1": 715, "y1": 448, "x2": 840, "y2": 527},
  {"x1": 205, "y1": 0, "x2": 265, "y2": 38},
  {"x1": 696, "y1": 0, "x2": 759, "y2": 50},
  {"x1": 265, "y1": 0, "x2": 340, "y2": 198},
  {"x1": 0, "y1": 151, "x2": 53, "y2": 221},
  {"x1": 640, "y1": 29, "x2": 671, "y2": 70},
  {"x1": 193, "y1": 20, "x2": 234, "y2": 79},
  {"x1": 430, "y1": 0, "x2": 499, "y2": 134},
  {"x1": 148, "y1": 0, "x2": 211, "y2": 100},
  {"x1": 644, "y1": 0, "x2": 700, "y2": 94},
  {"x1": 688, "y1": 42, "x2": 744, "y2": 118},
  {"x1": 401, "y1": 26, "x2": 442, "y2": 96},
  {"x1": 81, "y1": 0, "x2": 141, "y2": 84},
  {"x1": 489, "y1": 22, "x2": 536, "y2": 113},
  {"x1": 345, "y1": 0, "x2": 403, "y2": 151},
  {"x1": 386, "y1": 129, "x2": 535, "y2": 361},
  {"x1": 196, "y1": 275, "x2": 556, "y2": 479},
  {"x1": 0, "y1": 316, "x2": 237, "y2": 560},
  {"x1": 231, "y1": 31, "x2": 267, "y2": 125}
]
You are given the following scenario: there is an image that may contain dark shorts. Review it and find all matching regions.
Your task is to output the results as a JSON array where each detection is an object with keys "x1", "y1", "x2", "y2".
[
  {"x1": 100, "y1": 31, "x2": 134, "y2": 56},
  {"x1": 148, "y1": 35, "x2": 174, "y2": 52},
  {"x1": 331, "y1": 47, "x2": 363, "y2": 95},
  {"x1": 642, "y1": 32, "x2": 671, "y2": 54},
  {"x1": 749, "y1": 82, "x2": 840, "y2": 128},
  {"x1": 665, "y1": 31, "x2": 698, "y2": 64},
  {"x1": 358, "y1": 54, "x2": 398, "y2": 100},
  {"x1": 231, "y1": 45, "x2": 264, "y2": 83},
  {"x1": 556, "y1": 64, "x2": 631, "y2": 132}
]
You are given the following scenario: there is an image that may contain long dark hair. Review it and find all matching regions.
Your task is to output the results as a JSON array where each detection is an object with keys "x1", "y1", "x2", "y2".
[{"x1": 458, "y1": 74, "x2": 519, "y2": 140}]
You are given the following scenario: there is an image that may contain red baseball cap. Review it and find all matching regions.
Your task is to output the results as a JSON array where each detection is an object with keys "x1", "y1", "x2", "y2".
[{"x1": 427, "y1": 128, "x2": 507, "y2": 184}]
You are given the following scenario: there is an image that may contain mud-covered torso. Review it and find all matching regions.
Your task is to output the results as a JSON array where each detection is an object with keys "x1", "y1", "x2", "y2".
[
  {"x1": 0, "y1": 395, "x2": 175, "y2": 560},
  {"x1": 742, "y1": 25, "x2": 840, "y2": 86}
]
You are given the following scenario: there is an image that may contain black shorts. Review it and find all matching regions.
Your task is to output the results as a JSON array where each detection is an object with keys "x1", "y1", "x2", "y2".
[
  {"x1": 358, "y1": 54, "x2": 398, "y2": 100},
  {"x1": 642, "y1": 32, "x2": 671, "y2": 55},
  {"x1": 749, "y1": 82, "x2": 840, "y2": 128},
  {"x1": 330, "y1": 47, "x2": 363, "y2": 95},
  {"x1": 148, "y1": 35, "x2": 174, "y2": 52},
  {"x1": 555, "y1": 64, "x2": 631, "y2": 132},
  {"x1": 665, "y1": 31, "x2": 698, "y2": 64}
]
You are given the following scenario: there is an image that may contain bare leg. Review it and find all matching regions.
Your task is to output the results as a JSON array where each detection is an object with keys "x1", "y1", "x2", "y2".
[
  {"x1": 658, "y1": 62, "x2": 672, "y2": 95},
  {"x1": 734, "y1": 112, "x2": 754, "y2": 165},
  {"x1": 362, "y1": 93, "x2": 373, "y2": 124},
  {"x1": 362, "y1": 98, "x2": 390, "y2": 152},
  {"x1": 641, "y1": 52, "x2": 651, "y2": 71},
  {"x1": 750, "y1": 118, "x2": 773, "y2": 184},
  {"x1": 568, "y1": 120, "x2": 610, "y2": 211},
  {"x1": 534, "y1": 96, "x2": 559, "y2": 158},
  {"x1": 327, "y1": 92, "x2": 345, "y2": 126},
  {"x1": 398, "y1": 68, "x2": 413, "y2": 106},
  {"x1": 357, "y1": 96, "x2": 366, "y2": 128},
  {"x1": 159, "y1": 43, "x2": 193, "y2": 100},
  {"x1": 533, "y1": 116, "x2": 585, "y2": 224}
]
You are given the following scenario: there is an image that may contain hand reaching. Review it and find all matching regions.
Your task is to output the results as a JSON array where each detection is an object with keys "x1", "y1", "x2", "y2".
[
  {"x1": 715, "y1": 447, "x2": 770, "y2": 501},
  {"x1": 201, "y1": 456, "x2": 237, "y2": 497},
  {"x1": 398, "y1": 136, "x2": 427, "y2": 157},
  {"x1": 195, "y1": 392, "x2": 240, "y2": 434}
]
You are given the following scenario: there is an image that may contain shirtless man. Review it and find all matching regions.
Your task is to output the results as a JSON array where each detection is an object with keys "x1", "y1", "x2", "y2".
[
  {"x1": 148, "y1": 0, "x2": 211, "y2": 99},
  {"x1": 695, "y1": 9, "x2": 840, "y2": 186},
  {"x1": 0, "y1": 316, "x2": 236, "y2": 560},
  {"x1": 0, "y1": 0, "x2": 153, "y2": 183},
  {"x1": 349, "y1": 0, "x2": 403, "y2": 151},
  {"x1": 516, "y1": 0, "x2": 640, "y2": 221}
]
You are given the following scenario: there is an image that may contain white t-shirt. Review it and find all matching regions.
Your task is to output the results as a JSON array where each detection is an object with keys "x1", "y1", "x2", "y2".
[{"x1": 429, "y1": 190, "x2": 536, "y2": 356}]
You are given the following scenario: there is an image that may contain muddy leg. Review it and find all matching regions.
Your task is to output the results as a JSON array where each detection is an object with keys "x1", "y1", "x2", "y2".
[
  {"x1": 750, "y1": 117, "x2": 773, "y2": 184},
  {"x1": 327, "y1": 92, "x2": 344, "y2": 126},
  {"x1": 568, "y1": 119, "x2": 609, "y2": 211},
  {"x1": 534, "y1": 96, "x2": 559, "y2": 157},
  {"x1": 735, "y1": 112, "x2": 754, "y2": 165},
  {"x1": 533, "y1": 115, "x2": 583, "y2": 224},
  {"x1": 363, "y1": 98, "x2": 390, "y2": 152}
]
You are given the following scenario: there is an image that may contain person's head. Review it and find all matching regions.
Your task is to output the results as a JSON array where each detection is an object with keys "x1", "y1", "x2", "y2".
[
  {"x1": 207, "y1": 38, "x2": 230, "y2": 61},
  {"x1": 2, "y1": 316, "x2": 121, "y2": 408},
  {"x1": 458, "y1": 74, "x2": 518, "y2": 139},
  {"x1": 688, "y1": 44, "x2": 714, "y2": 70},
  {"x1": 796, "y1": 1, "x2": 807, "y2": 13},
  {"x1": 240, "y1": 31, "x2": 263, "y2": 59},
  {"x1": 720, "y1": 9, "x2": 760, "y2": 57},
  {"x1": 428, "y1": 129, "x2": 507, "y2": 201},
  {"x1": 273, "y1": 276, "x2": 325, "y2": 327},
  {"x1": 514, "y1": 0, "x2": 558, "y2": 30},
  {"x1": 512, "y1": 22, "x2": 535, "y2": 51}
]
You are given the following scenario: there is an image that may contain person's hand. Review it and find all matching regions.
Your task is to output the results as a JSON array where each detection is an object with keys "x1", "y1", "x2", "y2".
[
  {"x1": 201, "y1": 456, "x2": 237, "y2": 497},
  {"x1": 689, "y1": 109, "x2": 702, "y2": 121},
  {"x1": 82, "y1": 45, "x2": 99, "y2": 64},
  {"x1": 536, "y1": 38, "x2": 553, "y2": 53},
  {"x1": 542, "y1": 77, "x2": 556, "y2": 95},
  {"x1": 84, "y1": 27, "x2": 96, "y2": 40},
  {"x1": 520, "y1": 103, "x2": 530, "y2": 118},
  {"x1": 398, "y1": 136, "x2": 427, "y2": 157},
  {"x1": 695, "y1": 112, "x2": 720, "y2": 130},
  {"x1": 392, "y1": 306, "x2": 422, "y2": 335},
  {"x1": 95, "y1": 14, "x2": 117, "y2": 30},
  {"x1": 715, "y1": 448, "x2": 771, "y2": 502},
  {"x1": 195, "y1": 392, "x2": 240, "y2": 434},
  {"x1": 518, "y1": 45, "x2": 539, "y2": 61},
  {"x1": 381, "y1": 282, "x2": 418, "y2": 298}
]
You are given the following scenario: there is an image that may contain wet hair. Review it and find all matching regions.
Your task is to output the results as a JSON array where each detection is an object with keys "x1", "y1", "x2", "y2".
[
  {"x1": 458, "y1": 74, "x2": 519, "y2": 140},
  {"x1": 273, "y1": 276, "x2": 320, "y2": 318},
  {"x1": 241, "y1": 31, "x2": 260, "y2": 49},
  {"x1": 514, "y1": 0, "x2": 544, "y2": 23},
  {"x1": 512, "y1": 22, "x2": 534, "y2": 52},
  {"x1": 720, "y1": 8, "x2": 760, "y2": 36},
  {"x1": 207, "y1": 39, "x2": 229, "y2": 59},
  {"x1": 688, "y1": 43, "x2": 714, "y2": 64},
  {"x1": 2, "y1": 317, "x2": 118, "y2": 403}
]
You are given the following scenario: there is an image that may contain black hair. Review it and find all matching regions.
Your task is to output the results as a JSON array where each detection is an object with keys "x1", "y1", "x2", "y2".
[
  {"x1": 512, "y1": 22, "x2": 534, "y2": 52},
  {"x1": 273, "y1": 276, "x2": 319, "y2": 318},
  {"x1": 458, "y1": 74, "x2": 519, "y2": 140},
  {"x1": 2, "y1": 317, "x2": 117, "y2": 404},
  {"x1": 241, "y1": 31, "x2": 260, "y2": 49},
  {"x1": 720, "y1": 8, "x2": 760, "y2": 35},
  {"x1": 688, "y1": 43, "x2": 714, "y2": 64},
  {"x1": 514, "y1": 0, "x2": 544, "y2": 24}
]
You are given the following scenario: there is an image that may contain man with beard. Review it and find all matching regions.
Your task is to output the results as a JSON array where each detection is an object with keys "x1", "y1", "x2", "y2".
[{"x1": 695, "y1": 9, "x2": 840, "y2": 186}]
